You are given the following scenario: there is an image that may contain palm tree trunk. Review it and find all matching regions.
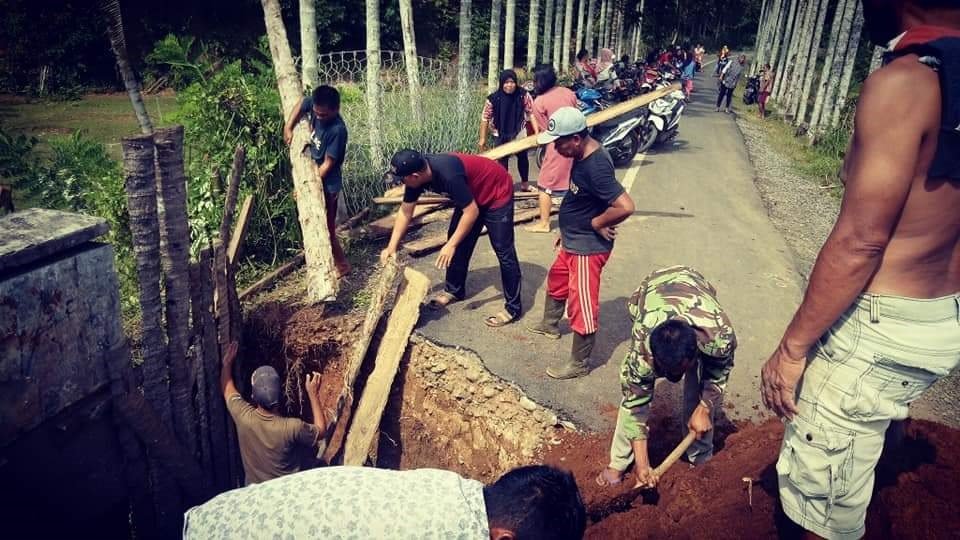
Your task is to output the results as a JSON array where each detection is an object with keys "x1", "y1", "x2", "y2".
[
  {"x1": 398, "y1": 0, "x2": 423, "y2": 124},
  {"x1": 868, "y1": 45, "x2": 883, "y2": 73},
  {"x1": 794, "y1": 0, "x2": 829, "y2": 125},
  {"x1": 830, "y1": 0, "x2": 864, "y2": 127},
  {"x1": 807, "y1": 0, "x2": 851, "y2": 141},
  {"x1": 364, "y1": 0, "x2": 385, "y2": 164},
  {"x1": 100, "y1": 0, "x2": 152, "y2": 134},
  {"x1": 505, "y1": 0, "x2": 517, "y2": 68},
  {"x1": 562, "y1": 0, "x2": 575, "y2": 67},
  {"x1": 767, "y1": 0, "x2": 790, "y2": 82},
  {"x1": 615, "y1": 1, "x2": 625, "y2": 53},
  {"x1": 575, "y1": 0, "x2": 586, "y2": 53},
  {"x1": 584, "y1": 0, "x2": 597, "y2": 55},
  {"x1": 784, "y1": 0, "x2": 817, "y2": 116},
  {"x1": 153, "y1": 125, "x2": 198, "y2": 460},
  {"x1": 636, "y1": 0, "x2": 645, "y2": 56},
  {"x1": 542, "y1": 0, "x2": 554, "y2": 64},
  {"x1": 300, "y1": 0, "x2": 318, "y2": 89},
  {"x1": 488, "y1": 0, "x2": 503, "y2": 92},
  {"x1": 753, "y1": 0, "x2": 770, "y2": 75},
  {"x1": 260, "y1": 0, "x2": 338, "y2": 301},
  {"x1": 772, "y1": 0, "x2": 801, "y2": 103},
  {"x1": 458, "y1": 0, "x2": 473, "y2": 118},
  {"x1": 552, "y1": 0, "x2": 564, "y2": 70},
  {"x1": 527, "y1": 0, "x2": 540, "y2": 68}
]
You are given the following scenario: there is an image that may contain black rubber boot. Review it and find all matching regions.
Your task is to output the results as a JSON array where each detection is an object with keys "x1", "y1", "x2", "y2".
[
  {"x1": 526, "y1": 295, "x2": 565, "y2": 339},
  {"x1": 546, "y1": 332, "x2": 594, "y2": 379}
]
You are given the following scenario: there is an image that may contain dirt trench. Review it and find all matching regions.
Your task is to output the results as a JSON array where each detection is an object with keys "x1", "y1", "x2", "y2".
[{"x1": 244, "y1": 298, "x2": 960, "y2": 539}]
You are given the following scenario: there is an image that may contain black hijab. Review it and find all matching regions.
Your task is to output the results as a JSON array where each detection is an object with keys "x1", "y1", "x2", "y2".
[{"x1": 488, "y1": 69, "x2": 526, "y2": 141}]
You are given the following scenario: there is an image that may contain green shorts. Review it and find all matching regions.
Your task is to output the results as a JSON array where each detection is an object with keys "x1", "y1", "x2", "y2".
[{"x1": 778, "y1": 293, "x2": 960, "y2": 540}]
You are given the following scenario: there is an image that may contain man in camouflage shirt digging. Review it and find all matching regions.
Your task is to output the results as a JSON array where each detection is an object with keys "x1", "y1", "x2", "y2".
[{"x1": 597, "y1": 266, "x2": 737, "y2": 488}]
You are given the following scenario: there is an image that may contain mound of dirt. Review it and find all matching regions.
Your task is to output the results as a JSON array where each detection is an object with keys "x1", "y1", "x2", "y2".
[{"x1": 543, "y1": 418, "x2": 960, "y2": 539}]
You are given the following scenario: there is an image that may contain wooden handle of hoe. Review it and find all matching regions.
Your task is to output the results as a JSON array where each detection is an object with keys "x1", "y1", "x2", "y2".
[{"x1": 653, "y1": 431, "x2": 698, "y2": 477}]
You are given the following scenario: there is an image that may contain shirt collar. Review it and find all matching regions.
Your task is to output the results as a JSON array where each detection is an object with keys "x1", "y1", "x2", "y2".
[{"x1": 887, "y1": 31, "x2": 907, "y2": 50}]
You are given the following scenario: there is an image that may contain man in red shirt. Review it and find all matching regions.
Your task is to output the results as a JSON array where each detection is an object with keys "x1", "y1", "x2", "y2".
[{"x1": 381, "y1": 150, "x2": 522, "y2": 327}]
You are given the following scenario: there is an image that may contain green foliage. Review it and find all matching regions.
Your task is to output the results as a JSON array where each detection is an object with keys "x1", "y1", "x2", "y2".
[
  {"x1": 145, "y1": 34, "x2": 208, "y2": 90},
  {"x1": 0, "y1": 130, "x2": 39, "y2": 180}
]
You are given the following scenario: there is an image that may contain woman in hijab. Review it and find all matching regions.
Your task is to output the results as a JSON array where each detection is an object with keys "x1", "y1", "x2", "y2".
[
  {"x1": 480, "y1": 69, "x2": 541, "y2": 191},
  {"x1": 526, "y1": 64, "x2": 577, "y2": 233}
]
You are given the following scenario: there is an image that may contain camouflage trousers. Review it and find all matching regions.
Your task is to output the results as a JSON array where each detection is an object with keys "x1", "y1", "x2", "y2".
[{"x1": 778, "y1": 293, "x2": 960, "y2": 540}]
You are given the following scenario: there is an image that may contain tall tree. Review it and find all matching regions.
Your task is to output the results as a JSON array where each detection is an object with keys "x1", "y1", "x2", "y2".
[
  {"x1": 598, "y1": 0, "x2": 608, "y2": 50},
  {"x1": 505, "y1": 0, "x2": 517, "y2": 68},
  {"x1": 772, "y1": 0, "x2": 801, "y2": 103},
  {"x1": 260, "y1": 0, "x2": 339, "y2": 301},
  {"x1": 784, "y1": 0, "x2": 816, "y2": 115},
  {"x1": 398, "y1": 0, "x2": 423, "y2": 124},
  {"x1": 808, "y1": 0, "x2": 852, "y2": 140},
  {"x1": 542, "y1": 0, "x2": 555, "y2": 64},
  {"x1": 868, "y1": 45, "x2": 884, "y2": 73},
  {"x1": 527, "y1": 0, "x2": 540, "y2": 67},
  {"x1": 753, "y1": 0, "x2": 770, "y2": 75},
  {"x1": 552, "y1": 0, "x2": 564, "y2": 69},
  {"x1": 488, "y1": 0, "x2": 503, "y2": 92},
  {"x1": 364, "y1": 0, "x2": 384, "y2": 165},
  {"x1": 754, "y1": 0, "x2": 778, "y2": 74},
  {"x1": 584, "y1": 0, "x2": 597, "y2": 55},
  {"x1": 458, "y1": 0, "x2": 473, "y2": 119},
  {"x1": 635, "y1": 0, "x2": 645, "y2": 58},
  {"x1": 766, "y1": 0, "x2": 790, "y2": 83},
  {"x1": 300, "y1": 0, "x2": 318, "y2": 89},
  {"x1": 562, "y1": 0, "x2": 575, "y2": 67},
  {"x1": 794, "y1": 0, "x2": 829, "y2": 125},
  {"x1": 100, "y1": 0, "x2": 152, "y2": 134},
  {"x1": 831, "y1": 0, "x2": 864, "y2": 127},
  {"x1": 575, "y1": 0, "x2": 587, "y2": 52}
]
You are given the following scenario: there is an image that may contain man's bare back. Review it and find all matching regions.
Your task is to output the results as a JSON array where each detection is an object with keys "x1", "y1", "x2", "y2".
[{"x1": 844, "y1": 54, "x2": 960, "y2": 298}]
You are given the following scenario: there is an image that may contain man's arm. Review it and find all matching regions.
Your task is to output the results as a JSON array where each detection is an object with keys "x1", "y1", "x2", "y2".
[
  {"x1": 761, "y1": 58, "x2": 939, "y2": 418},
  {"x1": 220, "y1": 341, "x2": 240, "y2": 399},
  {"x1": 380, "y1": 201, "x2": 417, "y2": 263},
  {"x1": 591, "y1": 191, "x2": 635, "y2": 240},
  {"x1": 315, "y1": 154, "x2": 337, "y2": 182},
  {"x1": 283, "y1": 97, "x2": 307, "y2": 146}
]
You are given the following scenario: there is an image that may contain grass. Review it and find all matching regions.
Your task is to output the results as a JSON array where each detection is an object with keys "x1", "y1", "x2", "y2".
[{"x1": 0, "y1": 92, "x2": 179, "y2": 160}]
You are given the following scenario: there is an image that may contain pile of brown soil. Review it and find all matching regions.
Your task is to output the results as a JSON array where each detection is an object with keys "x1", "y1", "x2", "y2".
[{"x1": 543, "y1": 418, "x2": 960, "y2": 539}]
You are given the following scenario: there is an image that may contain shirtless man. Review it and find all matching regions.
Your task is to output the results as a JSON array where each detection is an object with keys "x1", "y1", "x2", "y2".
[{"x1": 760, "y1": 1, "x2": 960, "y2": 538}]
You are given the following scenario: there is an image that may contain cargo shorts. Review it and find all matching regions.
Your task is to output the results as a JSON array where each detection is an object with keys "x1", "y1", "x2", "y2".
[{"x1": 777, "y1": 293, "x2": 960, "y2": 540}]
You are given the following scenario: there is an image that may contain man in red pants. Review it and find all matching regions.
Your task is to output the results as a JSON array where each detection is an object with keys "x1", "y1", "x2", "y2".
[{"x1": 528, "y1": 107, "x2": 635, "y2": 379}]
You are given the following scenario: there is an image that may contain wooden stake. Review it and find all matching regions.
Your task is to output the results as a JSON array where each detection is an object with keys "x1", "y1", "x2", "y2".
[{"x1": 227, "y1": 195, "x2": 255, "y2": 266}]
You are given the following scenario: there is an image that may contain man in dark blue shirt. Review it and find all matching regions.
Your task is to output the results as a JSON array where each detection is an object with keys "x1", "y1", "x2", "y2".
[{"x1": 284, "y1": 85, "x2": 350, "y2": 277}]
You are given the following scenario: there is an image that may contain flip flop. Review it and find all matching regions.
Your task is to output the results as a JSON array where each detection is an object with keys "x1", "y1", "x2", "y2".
[
  {"x1": 595, "y1": 470, "x2": 624, "y2": 487},
  {"x1": 484, "y1": 310, "x2": 516, "y2": 328},
  {"x1": 425, "y1": 291, "x2": 458, "y2": 311}
]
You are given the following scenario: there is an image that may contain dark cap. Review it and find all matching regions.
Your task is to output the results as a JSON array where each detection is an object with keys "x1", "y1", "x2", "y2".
[
  {"x1": 383, "y1": 149, "x2": 426, "y2": 186},
  {"x1": 251, "y1": 366, "x2": 281, "y2": 409}
]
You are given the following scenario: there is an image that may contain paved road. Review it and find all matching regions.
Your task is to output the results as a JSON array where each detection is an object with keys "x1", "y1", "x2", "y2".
[{"x1": 411, "y1": 71, "x2": 804, "y2": 431}]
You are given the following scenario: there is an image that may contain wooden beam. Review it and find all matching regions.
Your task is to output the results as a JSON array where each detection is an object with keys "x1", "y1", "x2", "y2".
[
  {"x1": 404, "y1": 206, "x2": 556, "y2": 257},
  {"x1": 342, "y1": 267, "x2": 430, "y2": 465},
  {"x1": 365, "y1": 204, "x2": 448, "y2": 239},
  {"x1": 372, "y1": 191, "x2": 540, "y2": 205},
  {"x1": 238, "y1": 253, "x2": 306, "y2": 301},
  {"x1": 227, "y1": 195, "x2": 254, "y2": 266}
]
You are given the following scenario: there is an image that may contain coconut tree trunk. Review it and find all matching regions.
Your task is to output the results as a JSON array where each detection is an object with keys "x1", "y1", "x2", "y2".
[
  {"x1": 260, "y1": 0, "x2": 338, "y2": 301},
  {"x1": 598, "y1": 0, "x2": 608, "y2": 50},
  {"x1": 505, "y1": 0, "x2": 517, "y2": 68},
  {"x1": 807, "y1": 0, "x2": 857, "y2": 143},
  {"x1": 584, "y1": 0, "x2": 597, "y2": 55},
  {"x1": 794, "y1": 0, "x2": 829, "y2": 125},
  {"x1": 364, "y1": 0, "x2": 385, "y2": 164},
  {"x1": 552, "y1": 0, "x2": 564, "y2": 70},
  {"x1": 542, "y1": 0, "x2": 554, "y2": 64},
  {"x1": 153, "y1": 125, "x2": 198, "y2": 460},
  {"x1": 300, "y1": 0, "x2": 318, "y2": 89},
  {"x1": 772, "y1": 0, "x2": 801, "y2": 103},
  {"x1": 398, "y1": 0, "x2": 423, "y2": 125},
  {"x1": 488, "y1": 0, "x2": 503, "y2": 92},
  {"x1": 766, "y1": 0, "x2": 790, "y2": 82},
  {"x1": 562, "y1": 0, "x2": 575, "y2": 67},
  {"x1": 868, "y1": 45, "x2": 884, "y2": 73},
  {"x1": 636, "y1": 0, "x2": 645, "y2": 56},
  {"x1": 458, "y1": 0, "x2": 473, "y2": 117},
  {"x1": 575, "y1": 0, "x2": 587, "y2": 52},
  {"x1": 100, "y1": 0, "x2": 152, "y2": 134},
  {"x1": 830, "y1": 1, "x2": 864, "y2": 127},
  {"x1": 527, "y1": 0, "x2": 540, "y2": 68},
  {"x1": 784, "y1": 0, "x2": 817, "y2": 116},
  {"x1": 753, "y1": 0, "x2": 770, "y2": 75}
]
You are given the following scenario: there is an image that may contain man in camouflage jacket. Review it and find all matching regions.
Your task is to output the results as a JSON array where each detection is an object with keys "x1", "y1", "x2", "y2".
[{"x1": 598, "y1": 265, "x2": 736, "y2": 488}]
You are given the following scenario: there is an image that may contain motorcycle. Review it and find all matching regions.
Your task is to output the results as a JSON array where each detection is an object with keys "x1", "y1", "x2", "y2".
[
  {"x1": 536, "y1": 106, "x2": 647, "y2": 168},
  {"x1": 743, "y1": 76, "x2": 760, "y2": 105},
  {"x1": 636, "y1": 88, "x2": 687, "y2": 153}
]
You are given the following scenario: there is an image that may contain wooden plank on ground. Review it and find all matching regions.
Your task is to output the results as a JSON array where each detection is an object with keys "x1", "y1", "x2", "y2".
[
  {"x1": 366, "y1": 203, "x2": 443, "y2": 237},
  {"x1": 238, "y1": 253, "x2": 306, "y2": 301},
  {"x1": 227, "y1": 195, "x2": 255, "y2": 265},
  {"x1": 372, "y1": 191, "x2": 539, "y2": 205},
  {"x1": 342, "y1": 267, "x2": 430, "y2": 465},
  {"x1": 404, "y1": 206, "x2": 557, "y2": 257}
]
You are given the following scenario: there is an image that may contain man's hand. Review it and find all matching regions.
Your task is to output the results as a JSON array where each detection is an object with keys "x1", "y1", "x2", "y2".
[
  {"x1": 380, "y1": 247, "x2": 397, "y2": 265},
  {"x1": 634, "y1": 466, "x2": 659, "y2": 489},
  {"x1": 435, "y1": 242, "x2": 456, "y2": 269},
  {"x1": 593, "y1": 220, "x2": 618, "y2": 241},
  {"x1": 688, "y1": 402, "x2": 713, "y2": 438},
  {"x1": 478, "y1": 139, "x2": 487, "y2": 152},
  {"x1": 554, "y1": 236, "x2": 562, "y2": 251},
  {"x1": 305, "y1": 371, "x2": 322, "y2": 397},
  {"x1": 283, "y1": 127, "x2": 294, "y2": 146},
  {"x1": 223, "y1": 341, "x2": 239, "y2": 366},
  {"x1": 760, "y1": 344, "x2": 807, "y2": 419}
]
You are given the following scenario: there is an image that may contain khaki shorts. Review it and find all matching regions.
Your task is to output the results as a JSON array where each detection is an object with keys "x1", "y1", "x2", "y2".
[{"x1": 778, "y1": 293, "x2": 960, "y2": 540}]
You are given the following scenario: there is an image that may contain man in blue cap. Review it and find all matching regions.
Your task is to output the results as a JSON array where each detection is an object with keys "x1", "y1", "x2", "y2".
[{"x1": 220, "y1": 342, "x2": 338, "y2": 485}]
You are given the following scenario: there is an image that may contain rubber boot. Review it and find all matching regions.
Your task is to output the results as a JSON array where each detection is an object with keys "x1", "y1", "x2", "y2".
[
  {"x1": 526, "y1": 295, "x2": 565, "y2": 339},
  {"x1": 546, "y1": 332, "x2": 594, "y2": 379}
]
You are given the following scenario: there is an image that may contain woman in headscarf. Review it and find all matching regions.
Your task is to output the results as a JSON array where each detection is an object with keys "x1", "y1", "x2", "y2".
[
  {"x1": 479, "y1": 69, "x2": 541, "y2": 191},
  {"x1": 526, "y1": 64, "x2": 577, "y2": 233},
  {"x1": 575, "y1": 49, "x2": 598, "y2": 88},
  {"x1": 596, "y1": 48, "x2": 618, "y2": 90}
]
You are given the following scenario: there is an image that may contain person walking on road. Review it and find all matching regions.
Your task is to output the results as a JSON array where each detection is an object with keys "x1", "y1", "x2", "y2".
[
  {"x1": 527, "y1": 65, "x2": 578, "y2": 233},
  {"x1": 761, "y1": 0, "x2": 960, "y2": 538},
  {"x1": 716, "y1": 54, "x2": 746, "y2": 113},
  {"x1": 527, "y1": 107, "x2": 635, "y2": 379},
  {"x1": 479, "y1": 69, "x2": 541, "y2": 192},
  {"x1": 381, "y1": 150, "x2": 523, "y2": 328},
  {"x1": 758, "y1": 64, "x2": 774, "y2": 118},
  {"x1": 597, "y1": 266, "x2": 737, "y2": 488}
]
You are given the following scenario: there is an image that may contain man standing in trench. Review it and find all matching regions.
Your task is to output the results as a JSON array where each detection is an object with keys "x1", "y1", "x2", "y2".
[{"x1": 761, "y1": 1, "x2": 960, "y2": 538}]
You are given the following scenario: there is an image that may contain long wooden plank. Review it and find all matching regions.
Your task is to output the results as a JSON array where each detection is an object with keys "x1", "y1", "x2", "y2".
[
  {"x1": 480, "y1": 84, "x2": 680, "y2": 161},
  {"x1": 227, "y1": 195, "x2": 255, "y2": 265},
  {"x1": 365, "y1": 204, "x2": 449, "y2": 239},
  {"x1": 342, "y1": 267, "x2": 430, "y2": 465},
  {"x1": 404, "y1": 206, "x2": 556, "y2": 257},
  {"x1": 372, "y1": 191, "x2": 540, "y2": 205}
]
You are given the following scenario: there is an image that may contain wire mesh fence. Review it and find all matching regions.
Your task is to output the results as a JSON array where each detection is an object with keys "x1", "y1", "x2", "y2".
[{"x1": 316, "y1": 50, "x2": 486, "y2": 216}]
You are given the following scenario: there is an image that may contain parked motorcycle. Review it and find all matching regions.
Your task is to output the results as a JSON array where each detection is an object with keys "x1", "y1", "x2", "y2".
[
  {"x1": 636, "y1": 88, "x2": 687, "y2": 153},
  {"x1": 743, "y1": 76, "x2": 760, "y2": 105},
  {"x1": 536, "y1": 107, "x2": 646, "y2": 168}
]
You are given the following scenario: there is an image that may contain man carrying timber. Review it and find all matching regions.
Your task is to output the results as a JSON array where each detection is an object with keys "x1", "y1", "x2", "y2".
[
  {"x1": 761, "y1": 1, "x2": 960, "y2": 538},
  {"x1": 598, "y1": 265, "x2": 736, "y2": 488}
]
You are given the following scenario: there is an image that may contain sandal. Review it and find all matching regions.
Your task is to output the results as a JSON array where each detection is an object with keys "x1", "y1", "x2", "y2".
[
  {"x1": 484, "y1": 310, "x2": 516, "y2": 328},
  {"x1": 595, "y1": 469, "x2": 624, "y2": 487},
  {"x1": 425, "y1": 291, "x2": 458, "y2": 310}
]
